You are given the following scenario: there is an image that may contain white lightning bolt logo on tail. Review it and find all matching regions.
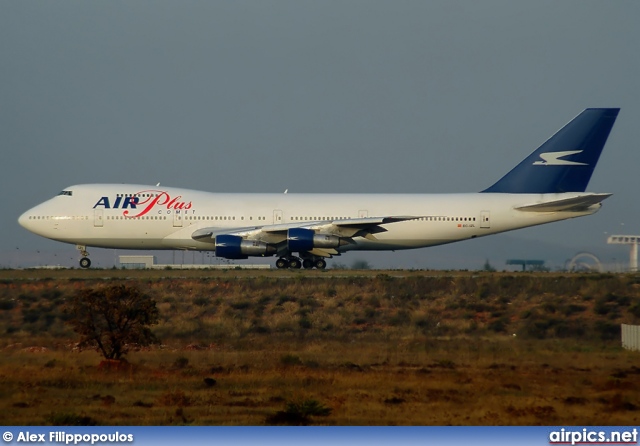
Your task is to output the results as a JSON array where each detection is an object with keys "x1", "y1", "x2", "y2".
[{"x1": 533, "y1": 150, "x2": 588, "y2": 166}]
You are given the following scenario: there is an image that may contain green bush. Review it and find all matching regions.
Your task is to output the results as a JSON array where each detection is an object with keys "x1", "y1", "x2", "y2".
[
  {"x1": 266, "y1": 399, "x2": 332, "y2": 425},
  {"x1": 607, "y1": 293, "x2": 631, "y2": 307},
  {"x1": 0, "y1": 299, "x2": 15, "y2": 310},
  {"x1": 563, "y1": 304, "x2": 587, "y2": 316},
  {"x1": 230, "y1": 301, "x2": 251, "y2": 310},
  {"x1": 488, "y1": 317, "x2": 508, "y2": 333},
  {"x1": 193, "y1": 297, "x2": 210, "y2": 306},
  {"x1": 554, "y1": 321, "x2": 586, "y2": 338},
  {"x1": 594, "y1": 321, "x2": 620, "y2": 341},
  {"x1": 298, "y1": 317, "x2": 312, "y2": 329},
  {"x1": 389, "y1": 310, "x2": 411, "y2": 326},
  {"x1": 280, "y1": 354, "x2": 302, "y2": 366},
  {"x1": 45, "y1": 412, "x2": 98, "y2": 426},
  {"x1": 64, "y1": 285, "x2": 159, "y2": 360},
  {"x1": 594, "y1": 298, "x2": 612, "y2": 315},
  {"x1": 628, "y1": 302, "x2": 640, "y2": 319},
  {"x1": 173, "y1": 356, "x2": 189, "y2": 369},
  {"x1": 519, "y1": 316, "x2": 558, "y2": 340}
]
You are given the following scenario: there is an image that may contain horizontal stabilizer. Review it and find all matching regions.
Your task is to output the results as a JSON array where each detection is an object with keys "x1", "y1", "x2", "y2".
[{"x1": 515, "y1": 193, "x2": 612, "y2": 212}]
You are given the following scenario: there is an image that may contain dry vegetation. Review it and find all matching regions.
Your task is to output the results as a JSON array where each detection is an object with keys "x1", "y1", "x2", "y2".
[{"x1": 1, "y1": 269, "x2": 640, "y2": 425}]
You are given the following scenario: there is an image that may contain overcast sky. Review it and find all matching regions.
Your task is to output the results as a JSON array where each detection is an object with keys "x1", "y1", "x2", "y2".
[{"x1": 2, "y1": 1, "x2": 639, "y2": 269}]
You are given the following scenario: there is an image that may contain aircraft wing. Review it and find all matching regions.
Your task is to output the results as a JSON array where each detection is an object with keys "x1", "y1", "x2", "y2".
[
  {"x1": 191, "y1": 216, "x2": 421, "y2": 252},
  {"x1": 515, "y1": 193, "x2": 612, "y2": 212}
]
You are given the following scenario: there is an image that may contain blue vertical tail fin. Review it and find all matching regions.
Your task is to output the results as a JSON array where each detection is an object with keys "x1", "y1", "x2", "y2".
[{"x1": 482, "y1": 108, "x2": 619, "y2": 194}]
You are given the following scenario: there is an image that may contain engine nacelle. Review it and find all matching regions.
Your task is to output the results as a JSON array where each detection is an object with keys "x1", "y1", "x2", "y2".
[
  {"x1": 215, "y1": 235, "x2": 276, "y2": 259},
  {"x1": 287, "y1": 228, "x2": 342, "y2": 252}
]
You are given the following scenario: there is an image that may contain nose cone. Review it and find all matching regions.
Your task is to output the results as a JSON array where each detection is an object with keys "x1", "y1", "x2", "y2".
[
  {"x1": 19, "y1": 199, "x2": 61, "y2": 239},
  {"x1": 18, "y1": 204, "x2": 58, "y2": 240},
  {"x1": 18, "y1": 205, "x2": 43, "y2": 235},
  {"x1": 18, "y1": 210, "x2": 31, "y2": 230}
]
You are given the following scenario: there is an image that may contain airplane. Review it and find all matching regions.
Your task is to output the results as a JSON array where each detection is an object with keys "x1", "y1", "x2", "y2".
[{"x1": 18, "y1": 108, "x2": 619, "y2": 270}]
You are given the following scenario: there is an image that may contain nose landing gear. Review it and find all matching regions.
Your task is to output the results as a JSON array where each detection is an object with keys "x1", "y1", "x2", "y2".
[{"x1": 76, "y1": 245, "x2": 91, "y2": 268}]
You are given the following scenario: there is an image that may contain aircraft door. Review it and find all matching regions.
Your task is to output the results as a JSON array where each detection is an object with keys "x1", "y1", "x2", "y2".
[
  {"x1": 480, "y1": 211, "x2": 490, "y2": 228},
  {"x1": 173, "y1": 211, "x2": 183, "y2": 227},
  {"x1": 94, "y1": 209, "x2": 104, "y2": 227},
  {"x1": 273, "y1": 209, "x2": 283, "y2": 224}
]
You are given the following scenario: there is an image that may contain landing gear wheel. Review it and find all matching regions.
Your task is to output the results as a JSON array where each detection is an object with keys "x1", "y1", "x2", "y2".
[
  {"x1": 314, "y1": 259, "x2": 327, "y2": 269},
  {"x1": 302, "y1": 259, "x2": 313, "y2": 269},
  {"x1": 79, "y1": 257, "x2": 91, "y2": 269},
  {"x1": 276, "y1": 258, "x2": 290, "y2": 269},
  {"x1": 289, "y1": 258, "x2": 302, "y2": 269}
]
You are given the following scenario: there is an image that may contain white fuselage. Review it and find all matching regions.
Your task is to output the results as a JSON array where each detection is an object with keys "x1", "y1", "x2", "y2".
[{"x1": 18, "y1": 184, "x2": 602, "y2": 253}]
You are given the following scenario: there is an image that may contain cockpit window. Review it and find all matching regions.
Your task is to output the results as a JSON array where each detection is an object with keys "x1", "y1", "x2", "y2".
[{"x1": 57, "y1": 190, "x2": 73, "y2": 196}]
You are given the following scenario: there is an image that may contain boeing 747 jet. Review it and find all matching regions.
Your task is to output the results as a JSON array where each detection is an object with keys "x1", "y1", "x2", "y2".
[{"x1": 19, "y1": 108, "x2": 619, "y2": 269}]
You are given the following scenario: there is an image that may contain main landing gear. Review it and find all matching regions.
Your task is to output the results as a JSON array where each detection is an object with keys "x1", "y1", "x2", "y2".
[
  {"x1": 76, "y1": 245, "x2": 91, "y2": 269},
  {"x1": 276, "y1": 256, "x2": 327, "y2": 270}
]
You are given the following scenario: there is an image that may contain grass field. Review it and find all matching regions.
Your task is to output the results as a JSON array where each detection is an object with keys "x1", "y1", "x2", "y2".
[{"x1": 1, "y1": 269, "x2": 640, "y2": 425}]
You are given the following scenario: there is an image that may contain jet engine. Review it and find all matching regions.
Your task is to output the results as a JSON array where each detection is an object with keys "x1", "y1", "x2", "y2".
[
  {"x1": 215, "y1": 235, "x2": 276, "y2": 259},
  {"x1": 287, "y1": 228, "x2": 344, "y2": 252}
]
